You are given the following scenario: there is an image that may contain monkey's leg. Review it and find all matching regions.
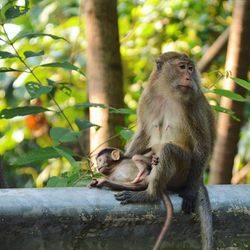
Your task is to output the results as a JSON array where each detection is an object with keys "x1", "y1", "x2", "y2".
[
  {"x1": 196, "y1": 184, "x2": 213, "y2": 250},
  {"x1": 179, "y1": 154, "x2": 207, "y2": 214},
  {"x1": 116, "y1": 143, "x2": 189, "y2": 204},
  {"x1": 131, "y1": 154, "x2": 151, "y2": 184}
]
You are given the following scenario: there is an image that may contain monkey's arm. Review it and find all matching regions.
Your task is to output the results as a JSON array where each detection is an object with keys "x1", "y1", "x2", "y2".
[
  {"x1": 180, "y1": 103, "x2": 214, "y2": 213},
  {"x1": 94, "y1": 179, "x2": 147, "y2": 191}
]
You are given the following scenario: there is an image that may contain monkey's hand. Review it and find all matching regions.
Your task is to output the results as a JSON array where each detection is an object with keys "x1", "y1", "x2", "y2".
[
  {"x1": 151, "y1": 154, "x2": 159, "y2": 166},
  {"x1": 89, "y1": 179, "x2": 98, "y2": 188},
  {"x1": 179, "y1": 190, "x2": 197, "y2": 214},
  {"x1": 89, "y1": 179, "x2": 106, "y2": 188}
]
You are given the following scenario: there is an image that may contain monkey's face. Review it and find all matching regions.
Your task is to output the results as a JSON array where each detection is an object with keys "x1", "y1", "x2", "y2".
[
  {"x1": 155, "y1": 53, "x2": 200, "y2": 101},
  {"x1": 96, "y1": 154, "x2": 114, "y2": 175}
]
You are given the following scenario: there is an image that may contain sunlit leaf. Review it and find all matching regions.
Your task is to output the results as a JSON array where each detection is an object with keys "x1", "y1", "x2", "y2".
[
  {"x1": 46, "y1": 176, "x2": 68, "y2": 187},
  {"x1": 1, "y1": 0, "x2": 29, "y2": 20},
  {"x1": 231, "y1": 77, "x2": 250, "y2": 91},
  {"x1": 12, "y1": 32, "x2": 68, "y2": 43},
  {"x1": 0, "y1": 106, "x2": 49, "y2": 119},
  {"x1": 47, "y1": 79, "x2": 72, "y2": 96},
  {"x1": 24, "y1": 50, "x2": 44, "y2": 58},
  {"x1": 58, "y1": 84, "x2": 72, "y2": 96},
  {"x1": 120, "y1": 129, "x2": 133, "y2": 140},
  {"x1": 75, "y1": 119, "x2": 101, "y2": 130},
  {"x1": 0, "y1": 51, "x2": 17, "y2": 59},
  {"x1": 0, "y1": 67, "x2": 23, "y2": 72},
  {"x1": 76, "y1": 102, "x2": 107, "y2": 109},
  {"x1": 10, "y1": 146, "x2": 73, "y2": 165},
  {"x1": 212, "y1": 89, "x2": 246, "y2": 102},
  {"x1": 211, "y1": 105, "x2": 240, "y2": 121},
  {"x1": 25, "y1": 82, "x2": 53, "y2": 99},
  {"x1": 53, "y1": 146, "x2": 82, "y2": 169},
  {"x1": 50, "y1": 127, "x2": 81, "y2": 145},
  {"x1": 109, "y1": 107, "x2": 135, "y2": 114},
  {"x1": 40, "y1": 61, "x2": 85, "y2": 76}
]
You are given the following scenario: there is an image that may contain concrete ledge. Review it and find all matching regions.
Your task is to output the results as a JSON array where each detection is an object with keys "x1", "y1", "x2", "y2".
[{"x1": 0, "y1": 185, "x2": 249, "y2": 250}]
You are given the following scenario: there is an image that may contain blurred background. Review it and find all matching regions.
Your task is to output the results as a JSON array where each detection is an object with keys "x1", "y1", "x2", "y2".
[{"x1": 0, "y1": 0, "x2": 249, "y2": 188}]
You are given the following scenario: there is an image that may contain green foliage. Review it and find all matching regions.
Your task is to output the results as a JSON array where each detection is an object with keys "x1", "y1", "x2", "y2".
[
  {"x1": 24, "y1": 50, "x2": 44, "y2": 58},
  {"x1": 47, "y1": 176, "x2": 68, "y2": 187},
  {"x1": 75, "y1": 119, "x2": 101, "y2": 131},
  {"x1": 40, "y1": 61, "x2": 85, "y2": 76},
  {"x1": 12, "y1": 32, "x2": 68, "y2": 43},
  {"x1": 0, "y1": 0, "x2": 29, "y2": 22},
  {"x1": 50, "y1": 127, "x2": 81, "y2": 145},
  {"x1": 232, "y1": 77, "x2": 250, "y2": 91},
  {"x1": 0, "y1": 51, "x2": 17, "y2": 58},
  {"x1": 10, "y1": 146, "x2": 73, "y2": 166},
  {"x1": 0, "y1": 106, "x2": 49, "y2": 119},
  {"x1": 25, "y1": 82, "x2": 53, "y2": 99},
  {"x1": 211, "y1": 89, "x2": 247, "y2": 102}
]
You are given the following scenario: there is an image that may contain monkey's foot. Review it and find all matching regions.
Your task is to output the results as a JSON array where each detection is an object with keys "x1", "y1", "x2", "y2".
[
  {"x1": 115, "y1": 191, "x2": 134, "y2": 204},
  {"x1": 115, "y1": 191, "x2": 158, "y2": 205}
]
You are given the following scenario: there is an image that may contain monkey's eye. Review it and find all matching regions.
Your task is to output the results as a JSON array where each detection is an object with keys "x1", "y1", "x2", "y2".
[
  {"x1": 156, "y1": 60, "x2": 163, "y2": 71},
  {"x1": 188, "y1": 66, "x2": 193, "y2": 72},
  {"x1": 179, "y1": 64, "x2": 186, "y2": 70}
]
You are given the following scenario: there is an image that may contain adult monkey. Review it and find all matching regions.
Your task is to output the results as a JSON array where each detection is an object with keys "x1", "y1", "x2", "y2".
[{"x1": 115, "y1": 51, "x2": 215, "y2": 250}]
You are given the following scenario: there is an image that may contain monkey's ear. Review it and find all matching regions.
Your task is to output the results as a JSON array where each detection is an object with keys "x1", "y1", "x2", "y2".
[
  {"x1": 111, "y1": 149, "x2": 121, "y2": 161},
  {"x1": 155, "y1": 59, "x2": 163, "y2": 71}
]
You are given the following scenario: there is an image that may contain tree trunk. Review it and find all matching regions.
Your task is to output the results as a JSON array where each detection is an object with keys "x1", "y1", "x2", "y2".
[
  {"x1": 198, "y1": 28, "x2": 229, "y2": 73},
  {"x1": 209, "y1": 0, "x2": 250, "y2": 184},
  {"x1": 84, "y1": 0, "x2": 125, "y2": 155}
]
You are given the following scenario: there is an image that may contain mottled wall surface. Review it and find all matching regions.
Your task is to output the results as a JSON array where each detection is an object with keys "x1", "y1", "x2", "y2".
[{"x1": 0, "y1": 186, "x2": 249, "y2": 250}]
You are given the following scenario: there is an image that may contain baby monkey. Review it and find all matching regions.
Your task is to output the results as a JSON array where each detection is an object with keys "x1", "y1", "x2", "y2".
[
  {"x1": 91, "y1": 147, "x2": 173, "y2": 250},
  {"x1": 90, "y1": 147, "x2": 155, "y2": 190}
]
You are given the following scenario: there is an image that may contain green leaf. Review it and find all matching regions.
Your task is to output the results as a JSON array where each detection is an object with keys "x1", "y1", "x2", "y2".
[
  {"x1": 59, "y1": 84, "x2": 72, "y2": 96},
  {"x1": 0, "y1": 106, "x2": 49, "y2": 119},
  {"x1": 50, "y1": 127, "x2": 81, "y2": 145},
  {"x1": 53, "y1": 146, "x2": 82, "y2": 169},
  {"x1": 211, "y1": 105, "x2": 240, "y2": 121},
  {"x1": 1, "y1": 0, "x2": 29, "y2": 21},
  {"x1": 25, "y1": 82, "x2": 53, "y2": 99},
  {"x1": 109, "y1": 107, "x2": 135, "y2": 115},
  {"x1": 231, "y1": 77, "x2": 250, "y2": 91},
  {"x1": 75, "y1": 119, "x2": 101, "y2": 130},
  {"x1": 76, "y1": 102, "x2": 107, "y2": 109},
  {"x1": 12, "y1": 32, "x2": 68, "y2": 43},
  {"x1": 24, "y1": 50, "x2": 44, "y2": 58},
  {"x1": 74, "y1": 176, "x2": 93, "y2": 187},
  {"x1": 0, "y1": 51, "x2": 17, "y2": 59},
  {"x1": 0, "y1": 67, "x2": 23, "y2": 73},
  {"x1": 212, "y1": 89, "x2": 246, "y2": 102},
  {"x1": 47, "y1": 79, "x2": 72, "y2": 96},
  {"x1": 46, "y1": 176, "x2": 68, "y2": 187},
  {"x1": 120, "y1": 129, "x2": 134, "y2": 140},
  {"x1": 40, "y1": 61, "x2": 85, "y2": 76},
  {"x1": 10, "y1": 146, "x2": 73, "y2": 165}
]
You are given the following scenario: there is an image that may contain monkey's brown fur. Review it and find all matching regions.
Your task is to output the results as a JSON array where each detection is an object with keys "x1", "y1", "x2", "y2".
[{"x1": 115, "y1": 52, "x2": 215, "y2": 250}]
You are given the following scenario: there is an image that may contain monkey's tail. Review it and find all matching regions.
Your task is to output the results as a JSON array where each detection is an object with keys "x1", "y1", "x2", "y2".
[
  {"x1": 152, "y1": 192, "x2": 173, "y2": 250},
  {"x1": 197, "y1": 185, "x2": 213, "y2": 250}
]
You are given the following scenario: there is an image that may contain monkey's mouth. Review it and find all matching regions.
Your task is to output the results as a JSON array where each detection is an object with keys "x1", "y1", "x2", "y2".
[
  {"x1": 178, "y1": 85, "x2": 193, "y2": 91},
  {"x1": 98, "y1": 165, "x2": 111, "y2": 173}
]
